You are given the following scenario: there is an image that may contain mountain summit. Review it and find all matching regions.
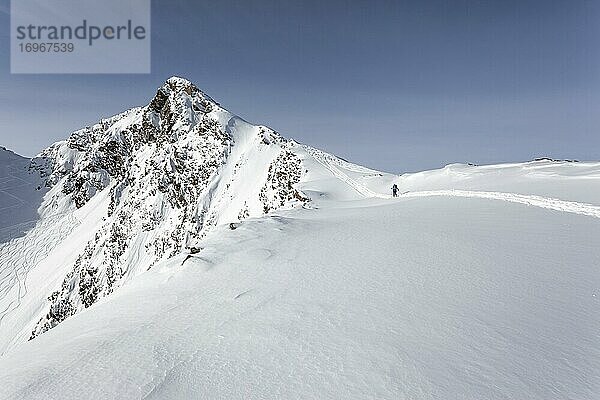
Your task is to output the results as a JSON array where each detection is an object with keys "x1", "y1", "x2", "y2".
[{"x1": 15, "y1": 77, "x2": 336, "y2": 340}]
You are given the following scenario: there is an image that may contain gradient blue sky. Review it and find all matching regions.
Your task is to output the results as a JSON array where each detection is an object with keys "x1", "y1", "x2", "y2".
[{"x1": 0, "y1": 0, "x2": 598, "y2": 172}]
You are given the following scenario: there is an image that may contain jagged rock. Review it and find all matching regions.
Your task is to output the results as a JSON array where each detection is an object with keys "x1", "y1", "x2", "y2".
[{"x1": 259, "y1": 149, "x2": 308, "y2": 213}]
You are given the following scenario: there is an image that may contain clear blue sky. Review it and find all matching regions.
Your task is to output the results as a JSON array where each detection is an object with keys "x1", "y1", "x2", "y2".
[{"x1": 0, "y1": 0, "x2": 598, "y2": 172}]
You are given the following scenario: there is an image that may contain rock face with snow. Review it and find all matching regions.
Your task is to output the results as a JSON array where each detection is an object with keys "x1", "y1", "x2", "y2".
[{"x1": 11, "y1": 77, "x2": 310, "y2": 339}]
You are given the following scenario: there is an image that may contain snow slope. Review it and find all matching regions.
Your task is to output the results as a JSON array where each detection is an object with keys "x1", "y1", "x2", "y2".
[
  {"x1": 0, "y1": 147, "x2": 46, "y2": 244},
  {"x1": 0, "y1": 77, "x2": 599, "y2": 399},
  {"x1": 1, "y1": 193, "x2": 599, "y2": 399}
]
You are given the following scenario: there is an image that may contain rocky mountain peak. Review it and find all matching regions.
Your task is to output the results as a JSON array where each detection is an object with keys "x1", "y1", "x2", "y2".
[
  {"x1": 150, "y1": 76, "x2": 216, "y2": 114},
  {"x1": 26, "y1": 77, "x2": 310, "y2": 339}
]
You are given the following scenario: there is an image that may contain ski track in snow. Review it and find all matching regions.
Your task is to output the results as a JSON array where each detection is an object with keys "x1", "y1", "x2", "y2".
[
  {"x1": 0, "y1": 173, "x2": 26, "y2": 212},
  {"x1": 0, "y1": 164, "x2": 45, "y2": 243},
  {"x1": 0, "y1": 220, "x2": 37, "y2": 244},
  {"x1": 305, "y1": 145, "x2": 600, "y2": 219},
  {"x1": 400, "y1": 190, "x2": 600, "y2": 219},
  {"x1": 0, "y1": 212, "x2": 80, "y2": 327},
  {"x1": 304, "y1": 146, "x2": 383, "y2": 198}
]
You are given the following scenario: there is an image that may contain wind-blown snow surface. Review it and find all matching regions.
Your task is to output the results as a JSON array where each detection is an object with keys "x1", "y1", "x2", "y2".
[
  {"x1": 1, "y1": 78, "x2": 600, "y2": 399},
  {"x1": 1, "y1": 191, "x2": 600, "y2": 399}
]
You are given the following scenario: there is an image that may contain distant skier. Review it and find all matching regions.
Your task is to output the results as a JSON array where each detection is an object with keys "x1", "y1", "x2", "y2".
[{"x1": 392, "y1": 184, "x2": 399, "y2": 197}]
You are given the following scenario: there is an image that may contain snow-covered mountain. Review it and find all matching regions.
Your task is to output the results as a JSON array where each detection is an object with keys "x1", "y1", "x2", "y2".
[
  {"x1": 0, "y1": 76, "x2": 344, "y2": 353},
  {"x1": 1, "y1": 77, "x2": 600, "y2": 399}
]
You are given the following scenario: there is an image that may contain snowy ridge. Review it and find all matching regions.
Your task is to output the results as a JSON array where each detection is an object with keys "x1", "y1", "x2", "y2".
[
  {"x1": 305, "y1": 144, "x2": 600, "y2": 219},
  {"x1": 303, "y1": 145, "x2": 385, "y2": 198}
]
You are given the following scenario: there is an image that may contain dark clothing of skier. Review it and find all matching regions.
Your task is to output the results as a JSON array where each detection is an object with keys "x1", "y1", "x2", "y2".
[{"x1": 392, "y1": 184, "x2": 399, "y2": 197}]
